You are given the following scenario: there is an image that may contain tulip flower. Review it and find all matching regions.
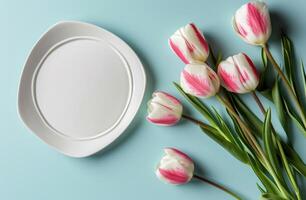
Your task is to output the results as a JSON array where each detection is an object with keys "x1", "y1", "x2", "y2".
[
  {"x1": 155, "y1": 148, "x2": 242, "y2": 199},
  {"x1": 181, "y1": 63, "x2": 220, "y2": 98},
  {"x1": 217, "y1": 53, "x2": 259, "y2": 93},
  {"x1": 147, "y1": 91, "x2": 183, "y2": 126},
  {"x1": 169, "y1": 23, "x2": 209, "y2": 64},
  {"x1": 232, "y1": 1, "x2": 271, "y2": 46},
  {"x1": 156, "y1": 147, "x2": 194, "y2": 185}
]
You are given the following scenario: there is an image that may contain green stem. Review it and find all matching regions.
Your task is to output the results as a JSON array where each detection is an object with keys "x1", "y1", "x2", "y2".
[
  {"x1": 251, "y1": 91, "x2": 266, "y2": 114},
  {"x1": 251, "y1": 91, "x2": 301, "y2": 199},
  {"x1": 216, "y1": 95, "x2": 263, "y2": 160},
  {"x1": 216, "y1": 94, "x2": 290, "y2": 199},
  {"x1": 276, "y1": 140, "x2": 302, "y2": 200},
  {"x1": 181, "y1": 93, "x2": 293, "y2": 198},
  {"x1": 182, "y1": 114, "x2": 209, "y2": 128},
  {"x1": 193, "y1": 174, "x2": 242, "y2": 200},
  {"x1": 263, "y1": 44, "x2": 306, "y2": 128}
]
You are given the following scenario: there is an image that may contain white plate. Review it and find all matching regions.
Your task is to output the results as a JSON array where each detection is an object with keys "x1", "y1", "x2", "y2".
[{"x1": 18, "y1": 21, "x2": 146, "y2": 157}]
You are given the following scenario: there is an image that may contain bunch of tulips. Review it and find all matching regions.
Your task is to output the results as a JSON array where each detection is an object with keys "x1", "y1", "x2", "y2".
[{"x1": 148, "y1": 1, "x2": 306, "y2": 200}]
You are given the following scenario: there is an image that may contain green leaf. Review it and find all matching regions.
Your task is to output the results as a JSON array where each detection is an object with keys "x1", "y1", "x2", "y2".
[
  {"x1": 174, "y1": 82, "x2": 249, "y2": 163},
  {"x1": 199, "y1": 126, "x2": 248, "y2": 163},
  {"x1": 174, "y1": 82, "x2": 217, "y2": 126},
  {"x1": 280, "y1": 32, "x2": 306, "y2": 126},
  {"x1": 216, "y1": 51, "x2": 223, "y2": 66},
  {"x1": 263, "y1": 109, "x2": 291, "y2": 196},
  {"x1": 263, "y1": 109, "x2": 280, "y2": 175},
  {"x1": 260, "y1": 193, "x2": 287, "y2": 200},
  {"x1": 257, "y1": 184, "x2": 266, "y2": 194},
  {"x1": 281, "y1": 32, "x2": 294, "y2": 85},
  {"x1": 283, "y1": 100, "x2": 306, "y2": 137},
  {"x1": 282, "y1": 142, "x2": 306, "y2": 177},
  {"x1": 211, "y1": 107, "x2": 239, "y2": 145},
  {"x1": 246, "y1": 154, "x2": 280, "y2": 194},
  {"x1": 227, "y1": 109, "x2": 258, "y2": 157},
  {"x1": 231, "y1": 95, "x2": 262, "y2": 136},
  {"x1": 271, "y1": 78, "x2": 287, "y2": 132},
  {"x1": 262, "y1": 47, "x2": 268, "y2": 68},
  {"x1": 276, "y1": 140, "x2": 301, "y2": 200},
  {"x1": 232, "y1": 94, "x2": 306, "y2": 177},
  {"x1": 301, "y1": 61, "x2": 306, "y2": 99},
  {"x1": 297, "y1": 61, "x2": 306, "y2": 111}
]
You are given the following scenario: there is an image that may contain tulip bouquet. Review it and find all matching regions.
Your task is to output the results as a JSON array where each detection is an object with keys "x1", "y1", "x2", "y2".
[{"x1": 147, "y1": 1, "x2": 306, "y2": 199}]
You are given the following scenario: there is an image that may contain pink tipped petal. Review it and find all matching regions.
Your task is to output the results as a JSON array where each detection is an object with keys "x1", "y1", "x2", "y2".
[
  {"x1": 233, "y1": 1, "x2": 271, "y2": 45},
  {"x1": 159, "y1": 91, "x2": 181, "y2": 105},
  {"x1": 169, "y1": 23, "x2": 209, "y2": 63},
  {"x1": 181, "y1": 63, "x2": 220, "y2": 98},
  {"x1": 169, "y1": 39, "x2": 189, "y2": 64},
  {"x1": 165, "y1": 148, "x2": 193, "y2": 163},
  {"x1": 190, "y1": 23, "x2": 209, "y2": 52},
  {"x1": 147, "y1": 91, "x2": 183, "y2": 126},
  {"x1": 243, "y1": 53, "x2": 259, "y2": 80},
  {"x1": 182, "y1": 69, "x2": 211, "y2": 96},
  {"x1": 247, "y1": 3, "x2": 268, "y2": 36},
  {"x1": 237, "y1": 23, "x2": 248, "y2": 37},
  {"x1": 156, "y1": 148, "x2": 194, "y2": 185},
  {"x1": 158, "y1": 168, "x2": 189, "y2": 184},
  {"x1": 218, "y1": 53, "x2": 259, "y2": 93},
  {"x1": 147, "y1": 115, "x2": 179, "y2": 126},
  {"x1": 218, "y1": 68, "x2": 240, "y2": 92}
]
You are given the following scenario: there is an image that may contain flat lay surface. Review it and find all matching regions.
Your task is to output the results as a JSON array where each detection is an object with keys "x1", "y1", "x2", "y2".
[{"x1": 1, "y1": 0, "x2": 306, "y2": 199}]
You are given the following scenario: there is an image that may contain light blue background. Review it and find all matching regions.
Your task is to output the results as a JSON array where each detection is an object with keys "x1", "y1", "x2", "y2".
[{"x1": 2, "y1": 0, "x2": 306, "y2": 199}]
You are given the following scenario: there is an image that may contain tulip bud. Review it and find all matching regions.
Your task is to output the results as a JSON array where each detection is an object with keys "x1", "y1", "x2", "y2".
[
  {"x1": 156, "y1": 148, "x2": 194, "y2": 185},
  {"x1": 232, "y1": 1, "x2": 271, "y2": 45},
  {"x1": 181, "y1": 63, "x2": 220, "y2": 98},
  {"x1": 217, "y1": 53, "x2": 259, "y2": 93},
  {"x1": 169, "y1": 23, "x2": 209, "y2": 64},
  {"x1": 147, "y1": 92, "x2": 183, "y2": 126}
]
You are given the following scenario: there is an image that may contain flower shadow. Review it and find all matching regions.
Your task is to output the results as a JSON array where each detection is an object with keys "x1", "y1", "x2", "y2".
[{"x1": 269, "y1": 10, "x2": 293, "y2": 45}]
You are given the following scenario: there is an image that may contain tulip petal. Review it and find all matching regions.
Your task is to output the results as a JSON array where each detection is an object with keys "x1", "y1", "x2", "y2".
[
  {"x1": 169, "y1": 38, "x2": 190, "y2": 64},
  {"x1": 233, "y1": 1, "x2": 271, "y2": 45},
  {"x1": 147, "y1": 101, "x2": 180, "y2": 126},
  {"x1": 157, "y1": 91, "x2": 181, "y2": 105},
  {"x1": 182, "y1": 69, "x2": 211, "y2": 96},
  {"x1": 181, "y1": 63, "x2": 220, "y2": 98},
  {"x1": 158, "y1": 168, "x2": 190, "y2": 184},
  {"x1": 146, "y1": 92, "x2": 183, "y2": 126},
  {"x1": 156, "y1": 148, "x2": 194, "y2": 185},
  {"x1": 247, "y1": 2, "x2": 268, "y2": 36},
  {"x1": 169, "y1": 23, "x2": 209, "y2": 63},
  {"x1": 218, "y1": 61, "x2": 241, "y2": 92},
  {"x1": 218, "y1": 53, "x2": 259, "y2": 93},
  {"x1": 165, "y1": 148, "x2": 193, "y2": 163},
  {"x1": 186, "y1": 23, "x2": 209, "y2": 56}
]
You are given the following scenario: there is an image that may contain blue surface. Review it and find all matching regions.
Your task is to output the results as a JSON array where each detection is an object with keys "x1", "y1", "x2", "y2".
[{"x1": 1, "y1": 0, "x2": 306, "y2": 199}]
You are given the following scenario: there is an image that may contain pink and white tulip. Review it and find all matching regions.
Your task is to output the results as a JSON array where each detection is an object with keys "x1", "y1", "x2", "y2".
[
  {"x1": 217, "y1": 53, "x2": 259, "y2": 93},
  {"x1": 147, "y1": 92, "x2": 183, "y2": 126},
  {"x1": 169, "y1": 23, "x2": 209, "y2": 64},
  {"x1": 232, "y1": 1, "x2": 271, "y2": 45},
  {"x1": 181, "y1": 63, "x2": 220, "y2": 98},
  {"x1": 156, "y1": 148, "x2": 194, "y2": 185}
]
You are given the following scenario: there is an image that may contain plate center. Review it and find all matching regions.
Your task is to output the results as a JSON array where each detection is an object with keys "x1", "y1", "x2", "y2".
[{"x1": 34, "y1": 38, "x2": 131, "y2": 140}]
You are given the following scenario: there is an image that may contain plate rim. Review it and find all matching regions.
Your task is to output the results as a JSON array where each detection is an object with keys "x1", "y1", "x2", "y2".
[{"x1": 17, "y1": 20, "x2": 146, "y2": 157}]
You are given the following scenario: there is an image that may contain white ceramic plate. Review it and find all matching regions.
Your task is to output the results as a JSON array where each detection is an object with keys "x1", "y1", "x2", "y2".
[{"x1": 18, "y1": 21, "x2": 146, "y2": 157}]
